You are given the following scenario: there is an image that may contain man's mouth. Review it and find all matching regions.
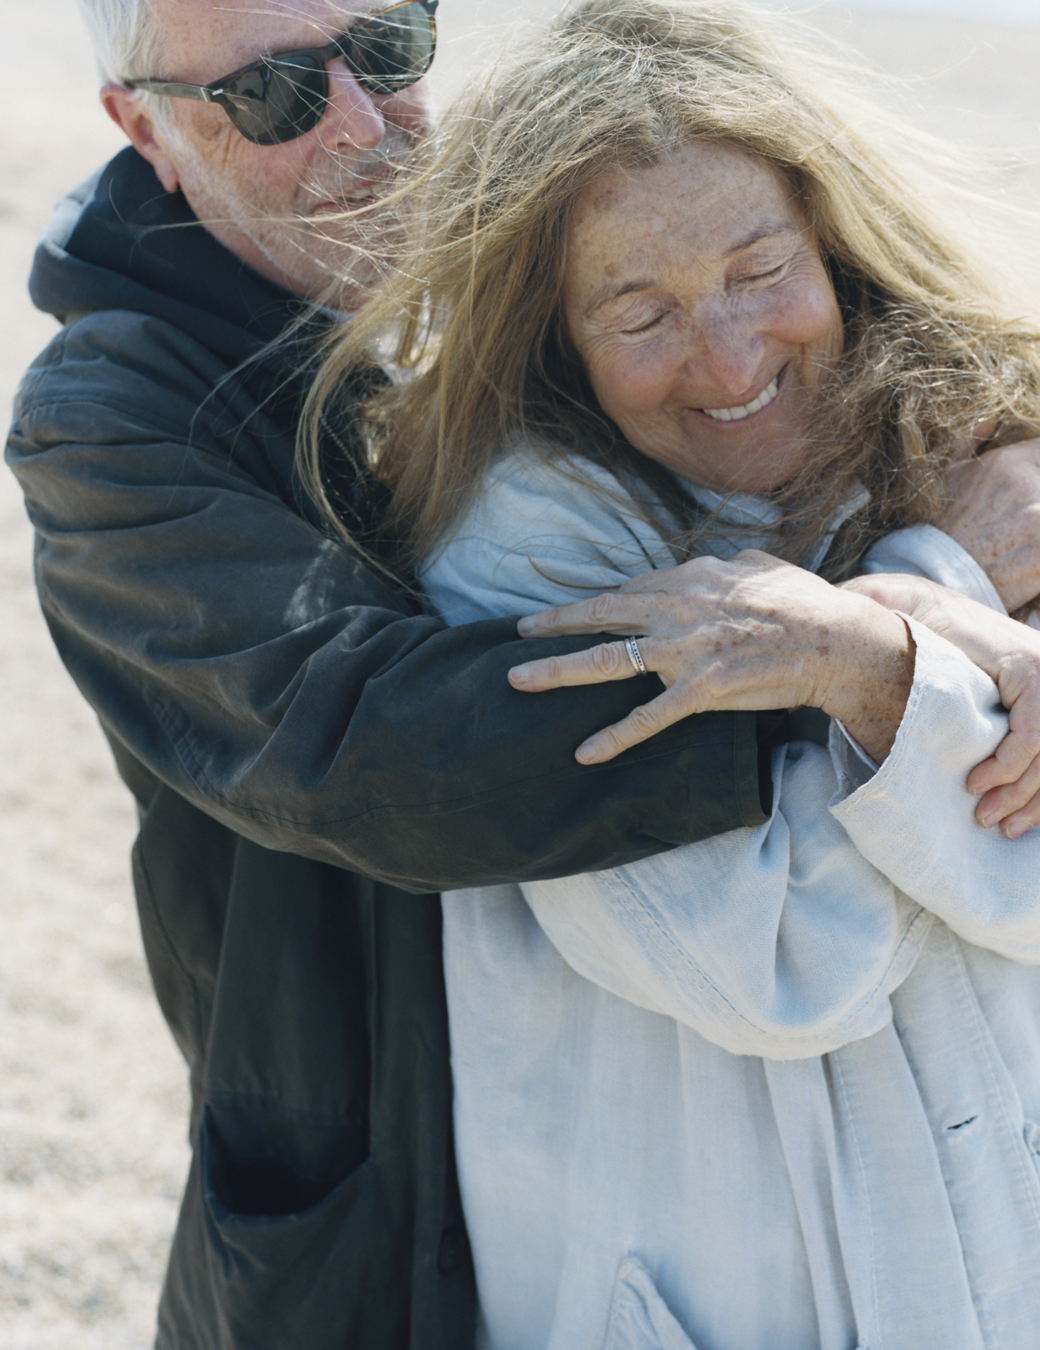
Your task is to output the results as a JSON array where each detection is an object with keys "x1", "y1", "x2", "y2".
[
  {"x1": 310, "y1": 177, "x2": 389, "y2": 214},
  {"x1": 700, "y1": 376, "x2": 780, "y2": 423},
  {"x1": 309, "y1": 131, "x2": 417, "y2": 217}
]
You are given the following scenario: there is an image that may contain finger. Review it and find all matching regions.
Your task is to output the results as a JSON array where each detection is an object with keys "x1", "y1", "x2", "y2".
[
  {"x1": 972, "y1": 753, "x2": 1040, "y2": 827},
  {"x1": 517, "y1": 591, "x2": 647, "y2": 638},
  {"x1": 573, "y1": 686, "x2": 699, "y2": 764},
  {"x1": 1001, "y1": 790, "x2": 1040, "y2": 839},
  {"x1": 509, "y1": 640, "x2": 641, "y2": 691},
  {"x1": 968, "y1": 727, "x2": 1040, "y2": 797}
]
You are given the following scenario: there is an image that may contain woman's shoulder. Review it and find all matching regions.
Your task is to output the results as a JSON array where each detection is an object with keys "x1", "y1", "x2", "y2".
[
  {"x1": 419, "y1": 436, "x2": 678, "y2": 624},
  {"x1": 481, "y1": 433, "x2": 636, "y2": 508}
]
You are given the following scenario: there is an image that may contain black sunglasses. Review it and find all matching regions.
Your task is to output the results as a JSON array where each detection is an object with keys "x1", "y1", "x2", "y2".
[{"x1": 125, "y1": 0, "x2": 437, "y2": 146}]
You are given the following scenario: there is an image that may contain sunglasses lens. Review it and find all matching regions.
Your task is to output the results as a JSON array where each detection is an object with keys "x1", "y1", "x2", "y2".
[
  {"x1": 215, "y1": 3, "x2": 435, "y2": 145},
  {"x1": 344, "y1": 2, "x2": 436, "y2": 94},
  {"x1": 224, "y1": 56, "x2": 328, "y2": 145}
]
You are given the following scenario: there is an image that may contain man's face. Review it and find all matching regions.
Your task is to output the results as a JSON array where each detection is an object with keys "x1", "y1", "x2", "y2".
[{"x1": 131, "y1": 0, "x2": 433, "y2": 304}]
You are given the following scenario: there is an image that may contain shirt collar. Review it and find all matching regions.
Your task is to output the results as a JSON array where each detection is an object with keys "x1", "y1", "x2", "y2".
[{"x1": 678, "y1": 478, "x2": 870, "y2": 573}]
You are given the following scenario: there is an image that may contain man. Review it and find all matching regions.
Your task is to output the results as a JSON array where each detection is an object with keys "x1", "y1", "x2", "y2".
[{"x1": 5, "y1": 2, "x2": 769, "y2": 1346}]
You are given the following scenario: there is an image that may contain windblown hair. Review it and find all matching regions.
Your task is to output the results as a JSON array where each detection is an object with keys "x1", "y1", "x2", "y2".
[
  {"x1": 302, "y1": 0, "x2": 1040, "y2": 581},
  {"x1": 76, "y1": 0, "x2": 175, "y2": 130},
  {"x1": 76, "y1": 0, "x2": 164, "y2": 82}
]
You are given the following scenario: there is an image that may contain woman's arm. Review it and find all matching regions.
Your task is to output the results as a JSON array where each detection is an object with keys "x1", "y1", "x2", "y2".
[
  {"x1": 844, "y1": 572, "x2": 1040, "y2": 835},
  {"x1": 423, "y1": 448, "x2": 1040, "y2": 1057},
  {"x1": 524, "y1": 613, "x2": 1040, "y2": 1055}
]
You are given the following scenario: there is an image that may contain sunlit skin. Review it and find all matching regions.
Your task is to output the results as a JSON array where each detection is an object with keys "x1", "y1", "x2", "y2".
[
  {"x1": 562, "y1": 140, "x2": 844, "y2": 494},
  {"x1": 100, "y1": 0, "x2": 432, "y2": 304}
]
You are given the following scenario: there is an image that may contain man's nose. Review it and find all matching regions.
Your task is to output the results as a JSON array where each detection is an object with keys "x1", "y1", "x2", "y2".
[{"x1": 321, "y1": 60, "x2": 387, "y2": 150}]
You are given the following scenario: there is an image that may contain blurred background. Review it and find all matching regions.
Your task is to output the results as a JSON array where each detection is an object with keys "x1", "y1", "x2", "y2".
[{"x1": 1, "y1": 1, "x2": 1038, "y2": 1345}]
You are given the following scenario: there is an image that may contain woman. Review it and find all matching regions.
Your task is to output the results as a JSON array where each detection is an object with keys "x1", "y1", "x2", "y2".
[{"x1": 305, "y1": 2, "x2": 1040, "y2": 1346}]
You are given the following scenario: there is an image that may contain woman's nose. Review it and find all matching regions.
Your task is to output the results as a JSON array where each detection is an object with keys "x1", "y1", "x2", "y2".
[
  {"x1": 321, "y1": 61, "x2": 387, "y2": 151},
  {"x1": 692, "y1": 310, "x2": 763, "y2": 401}
]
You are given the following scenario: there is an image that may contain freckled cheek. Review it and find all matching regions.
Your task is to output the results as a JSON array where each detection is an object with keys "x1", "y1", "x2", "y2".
[{"x1": 588, "y1": 351, "x2": 676, "y2": 425}]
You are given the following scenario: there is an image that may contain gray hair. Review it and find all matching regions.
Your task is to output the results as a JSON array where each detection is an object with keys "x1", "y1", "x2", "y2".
[
  {"x1": 76, "y1": 0, "x2": 177, "y2": 132},
  {"x1": 76, "y1": 0, "x2": 165, "y2": 82}
]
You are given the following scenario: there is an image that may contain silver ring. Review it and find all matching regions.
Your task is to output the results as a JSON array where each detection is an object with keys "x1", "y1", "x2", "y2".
[{"x1": 624, "y1": 635, "x2": 648, "y2": 676}]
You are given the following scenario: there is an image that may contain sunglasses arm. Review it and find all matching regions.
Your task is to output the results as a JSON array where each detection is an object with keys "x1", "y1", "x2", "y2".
[{"x1": 125, "y1": 79, "x2": 226, "y2": 103}]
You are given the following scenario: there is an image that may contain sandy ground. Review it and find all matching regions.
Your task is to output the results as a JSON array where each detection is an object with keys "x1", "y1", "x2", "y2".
[{"x1": 0, "y1": 2, "x2": 1038, "y2": 1346}]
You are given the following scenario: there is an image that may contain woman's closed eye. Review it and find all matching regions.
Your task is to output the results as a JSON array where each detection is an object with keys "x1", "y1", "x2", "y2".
[
  {"x1": 732, "y1": 256, "x2": 791, "y2": 289},
  {"x1": 748, "y1": 262, "x2": 786, "y2": 283},
  {"x1": 623, "y1": 309, "x2": 670, "y2": 335}
]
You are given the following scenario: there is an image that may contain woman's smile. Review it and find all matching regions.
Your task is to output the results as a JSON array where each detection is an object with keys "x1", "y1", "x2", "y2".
[
  {"x1": 699, "y1": 373, "x2": 780, "y2": 423},
  {"x1": 562, "y1": 141, "x2": 844, "y2": 494}
]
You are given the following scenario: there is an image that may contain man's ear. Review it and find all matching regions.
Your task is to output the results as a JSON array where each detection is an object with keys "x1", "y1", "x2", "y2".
[{"x1": 100, "y1": 84, "x2": 181, "y2": 193}]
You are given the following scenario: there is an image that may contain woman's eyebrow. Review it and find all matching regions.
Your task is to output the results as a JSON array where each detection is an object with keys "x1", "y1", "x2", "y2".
[
  {"x1": 585, "y1": 278, "x2": 655, "y2": 318},
  {"x1": 724, "y1": 220, "x2": 799, "y2": 257}
]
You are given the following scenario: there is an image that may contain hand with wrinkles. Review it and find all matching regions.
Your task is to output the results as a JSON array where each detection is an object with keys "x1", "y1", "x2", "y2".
[{"x1": 512, "y1": 551, "x2": 916, "y2": 766}]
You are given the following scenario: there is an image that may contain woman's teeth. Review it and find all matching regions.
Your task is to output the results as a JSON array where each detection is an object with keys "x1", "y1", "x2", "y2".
[{"x1": 702, "y1": 377, "x2": 779, "y2": 422}]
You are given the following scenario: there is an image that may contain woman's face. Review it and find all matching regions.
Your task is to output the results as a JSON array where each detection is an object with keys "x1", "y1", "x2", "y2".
[{"x1": 562, "y1": 141, "x2": 844, "y2": 494}]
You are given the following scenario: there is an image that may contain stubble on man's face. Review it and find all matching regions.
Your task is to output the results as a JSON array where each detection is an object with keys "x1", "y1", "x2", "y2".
[{"x1": 151, "y1": 0, "x2": 433, "y2": 303}]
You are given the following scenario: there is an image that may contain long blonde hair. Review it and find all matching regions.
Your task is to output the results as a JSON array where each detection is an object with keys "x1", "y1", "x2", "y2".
[{"x1": 302, "y1": 0, "x2": 1040, "y2": 579}]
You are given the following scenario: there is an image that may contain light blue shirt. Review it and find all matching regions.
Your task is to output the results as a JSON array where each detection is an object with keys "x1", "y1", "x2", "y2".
[{"x1": 422, "y1": 446, "x2": 1040, "y2": 1350}]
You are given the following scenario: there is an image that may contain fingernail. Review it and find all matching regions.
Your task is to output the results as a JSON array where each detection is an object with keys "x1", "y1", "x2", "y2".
[
  {"x1": 1006, "y1": 819, "x2": 1028, "y2": 839},
  {"x1": 517, "y1": 617, "x2": 534, "y2": 635},
  {"x1": 575, "y1": 742, "x2": 597, "y2": 763},
  {"x1": 977, "y1": 811, "x2": 996, "y2": 828},
  {"x1": 509, "y1": 664, "x2": 530, "y2": 685}
]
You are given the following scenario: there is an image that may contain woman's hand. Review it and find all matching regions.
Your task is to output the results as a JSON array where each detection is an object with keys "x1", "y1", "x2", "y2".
[
  {"x1": 511, "y1": 551, "x2": 914, "y2": 766},
  {"x1": 844, "y1": 573, "x2": 1040, "y2": 837}
]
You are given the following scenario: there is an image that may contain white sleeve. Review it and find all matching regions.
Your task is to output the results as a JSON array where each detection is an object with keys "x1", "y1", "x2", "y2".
[
  {"x1": 424, "y1": 453, "x2": 1038, "y2": 1058},
  {"x1": 832, "y1": 616, "x2": 1040, "y2": 965},
  {"x1": 861, "y1": 524, "x2": 1006, "y2": 612},
  {"x1": 524, "y1": 741, "x2": 929, "y2": 1058}
]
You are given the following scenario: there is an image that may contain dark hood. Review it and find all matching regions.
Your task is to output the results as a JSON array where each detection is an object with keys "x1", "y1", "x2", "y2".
[
  {"x1": 29, "y1": 146, "x2": 310, "y2": 368},
  {"x1": 28, "y1": 144, "x2": 388, "y2": 545}
]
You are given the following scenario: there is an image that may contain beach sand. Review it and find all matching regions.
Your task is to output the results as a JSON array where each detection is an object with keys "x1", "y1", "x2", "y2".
[{"x1": 1, "y1": 2, "x2": 1038, "y2": 1345}]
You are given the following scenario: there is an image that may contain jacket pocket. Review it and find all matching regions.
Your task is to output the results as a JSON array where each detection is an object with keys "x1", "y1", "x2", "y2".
[
  {"x1": 195, "y1": 1108, "x2": 383, "y2": 1341},
  {"x1": 603, "y1": 1257, "x2": 700, "y2": 1350},
  {"x1": 159, "y1": 1110, "x2": 424, "y2": 1349}
]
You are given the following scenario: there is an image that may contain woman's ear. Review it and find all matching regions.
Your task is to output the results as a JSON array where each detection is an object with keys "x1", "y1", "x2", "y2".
[{"x1": 100, "y1": 84, "x2": 181, "y2": 194}]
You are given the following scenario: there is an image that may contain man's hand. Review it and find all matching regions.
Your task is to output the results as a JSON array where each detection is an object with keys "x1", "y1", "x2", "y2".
[
  {"x1": 511, "y1": 552, "x2": 914, "y2": 767},
  {"x1": 941, "y1": 439, "x2": 1040, "y2": 613}
]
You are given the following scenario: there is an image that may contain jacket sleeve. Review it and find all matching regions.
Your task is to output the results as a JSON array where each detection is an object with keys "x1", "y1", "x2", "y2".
[
  {"x1": 424, "y1": 452, "x2": 1040, "y2": 1058},
  {"x1": 5, "y1": 314, "x2": 764, "y2": 890}
]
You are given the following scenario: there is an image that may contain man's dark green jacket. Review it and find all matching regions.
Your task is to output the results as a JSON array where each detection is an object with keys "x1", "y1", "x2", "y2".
[{"x1": 6, "y1": 147, "x2": 766, "y2": 1350}]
